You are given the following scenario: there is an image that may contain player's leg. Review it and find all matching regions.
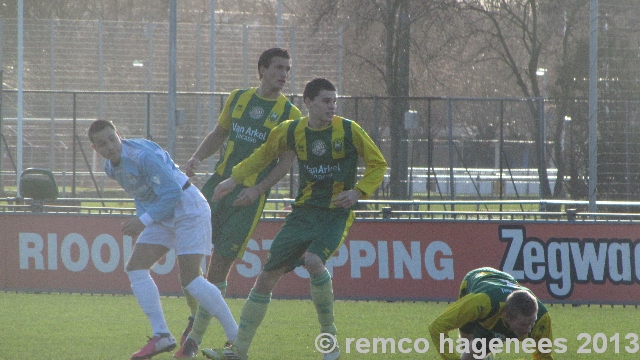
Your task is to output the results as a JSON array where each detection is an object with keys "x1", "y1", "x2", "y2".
[
  {"x1": 190, "y1": 188, "x2": 267, "y2": 347},
  {"x1": 126, "y1": 240, "x2": 177, "y2": 359},
  {"x1": 207, "y1": 251, "x2": 237, "y2": 294},
  {"x1": 305, "y1": 208, "x2": 354, "y2": 360},
  {"x1": 187, "y1": 251, "x2": 236, "y2": 349},
  {"x1": 181, "y1": 175, "x2": 223, "y2": 347},
  {"x1": 206, "y1": 184, "x2": 267, "y2": 296},
  {"x1": 202, "y1": 267, "x2": 286, "y2": 360},
  {"x1": 175, "y1": 205, "x2": 238, "y2": 344},
  {"x1": 203, "y1": 213, "x2": 308, "y2": 360},
  {"x1": 177, "y1": 253, "x2": 237, "y2": 339},
  {"x1": 178, "y1": 267, "x2": 201, "y2": 346}
]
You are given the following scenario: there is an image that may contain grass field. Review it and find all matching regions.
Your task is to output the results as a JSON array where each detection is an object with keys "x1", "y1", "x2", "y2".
[{"x1": 1, "y1": 292, "x2": 638, "y2": 359}]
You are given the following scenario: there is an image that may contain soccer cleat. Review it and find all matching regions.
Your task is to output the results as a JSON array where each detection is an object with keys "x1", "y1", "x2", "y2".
[
  {"x1": 322, "y1": 340, "x2": 340, "y2": 360},
  {"x1": 131, "y1": 333, "x2": 177, "y2": 359},
  {"x1": 180, "y1": 316, "x2": 195, "y2": 346},
  {"x1": 174, "y1": 337, "x2": 198, "y2": 359},
  {"x1": 323, "y1": 349, "x2": 340, "y2": 360},
  {"x1": 201, "y1": 341, "x2": 245, "y2": 360}
]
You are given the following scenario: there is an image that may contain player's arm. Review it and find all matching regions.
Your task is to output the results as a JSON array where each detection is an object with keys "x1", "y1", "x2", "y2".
[
  {"x1": 232, "y1": 150, "x2": 295, "y2": 207},
  {"x1": 183, "y1": 125, "x2": 230, "y2": 176},
  {"x1": 351, "y1": 122, "x2": 388, "y2": 198},
  {"x1": 213, "y1": 121, "x2": 291, "y2": 201},
  {"x1": 183, "y1": 91, "x2": 236, "y2": 176},
  {"x1": 531, "y1": 312, "x2": 554, "y2": 360},
  {"x1": 428, "y1": 293, "x2": 493, "y2": 360}
]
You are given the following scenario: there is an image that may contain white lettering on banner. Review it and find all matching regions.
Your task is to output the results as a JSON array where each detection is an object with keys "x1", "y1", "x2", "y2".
[
  {"x1": 48, "y1": 234, "x2": 57, "y2": 270},
  {"x1": 499, "y1": 225, "x2": 637, "y2": 299},
  {"x1": 350, "y1": 241, "x2": 376, "y2": 278},
  {"x1": 92, "y1": 235, "x2": 120, "y2": 273},
  {"x1": 61, "y1": 233, "x2": 90, "y2": 272},
  {"x1": 425, "y1": 241, "x2": 454, "y2": 280},
  {"x1": 237, "y1": 239, "x2": 262, "y2": 278},
  {"x1": 19, "y1": 233, "x2": 45, "y2": 269},
  {"x1": 394, "y1": 241, "x2": 421, "y2": 279},
  {"x1": 18, "y1": 232, "x2": 170, "y2": 274},
  {"x1": 236, "y1": 239, "x2": 454, "y2": 281},
  {"x1": 18, "y1": 232, "x2": 454, "y2": 281}
]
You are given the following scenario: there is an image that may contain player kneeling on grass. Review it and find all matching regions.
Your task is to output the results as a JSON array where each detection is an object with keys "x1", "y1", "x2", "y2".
[
  {"x1": 200, "y1": 78, "x2": 388, "y2": 360},
  {"x1": 88, "y1": 120, "x2": 238, "y2": 359},
  {"x1": 428, "y1": 267, "x2": 554, "y2": 360}
]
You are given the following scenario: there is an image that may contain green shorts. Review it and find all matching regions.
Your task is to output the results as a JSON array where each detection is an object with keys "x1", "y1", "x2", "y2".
[
  {"x1": 263, "y1": 205, "x2": 355, "y2": 272},
  {"x1": 201, "y1": 174, "x2": 267, "y2": 259}
]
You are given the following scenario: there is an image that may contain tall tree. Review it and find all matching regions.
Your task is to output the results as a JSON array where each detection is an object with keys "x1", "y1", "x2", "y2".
[
  {"x1": 298, "y1": 0, "x2": 450, "y2": 199},
  {"x1": 456, "y1": 0, "x2": 561, "y2": 200}
]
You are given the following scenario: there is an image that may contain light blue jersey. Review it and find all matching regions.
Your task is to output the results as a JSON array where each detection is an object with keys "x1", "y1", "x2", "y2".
[{"x1": 104, "y1": 138, "x2": 190, "y2": 225}]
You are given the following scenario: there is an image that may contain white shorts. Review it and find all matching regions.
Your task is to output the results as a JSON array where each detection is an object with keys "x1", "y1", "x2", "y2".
[{"x1": 136, "y1": 185, "x2": 212, "y2": 256}]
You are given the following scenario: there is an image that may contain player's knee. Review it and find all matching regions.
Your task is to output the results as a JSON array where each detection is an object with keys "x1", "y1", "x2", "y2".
[
  {"x1": 126, "y1": 269, "x2": 151, "y2": 284},
  {"x1": 304, "y1": 253, "x2": 325, "y2": 276},
  {"x1": 253, "y1": 269, "x2": 282, "y2": 294}
]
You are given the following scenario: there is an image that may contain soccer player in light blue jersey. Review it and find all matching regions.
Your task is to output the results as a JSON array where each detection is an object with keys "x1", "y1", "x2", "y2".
[{"x1": 88, "y1": 120, "x2": 238, "y2": 360}]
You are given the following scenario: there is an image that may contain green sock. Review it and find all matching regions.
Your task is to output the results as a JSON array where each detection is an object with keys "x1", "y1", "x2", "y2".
[
  {"x1": 234, "y1": 290, "x2": 271, "y2": 357},
  {"x1": 189, "y1": 305, "x2": 212, "y2": 345},
  {"x1": 184, "y1": 287, "x2": 199, "y2": 316},
  {"x1": 215, "y1": 281, "x2": 227, "y2": 298},
  {"x1": 188, "y1": 281, "x2": 227, "y2": 345},
  {"x1": 180, "y1": 269, "x2": 203, "y2": 316},
  {"x1": 311, "y1": 269, "x2": 337, "y2": 335}
]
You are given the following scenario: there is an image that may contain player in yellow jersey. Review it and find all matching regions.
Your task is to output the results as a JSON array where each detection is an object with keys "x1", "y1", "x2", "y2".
[
  {"x1": 429, "y1": 267, "x2": 554, "y2": 360},
  {"x1": 174, "y1": 48, "x2": 302, "y2": 358},
  {"x1": 202, "y1": 78, "x2": 387, "y2": 360}
]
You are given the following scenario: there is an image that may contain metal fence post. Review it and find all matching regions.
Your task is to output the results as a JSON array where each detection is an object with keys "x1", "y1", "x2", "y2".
[
  {"x1": 0, "y1": 19, "x2": 4, "y2": 195},
  {"x1": 72, "y1": 92, "x2": 77, "y2": 197},
  {"x1": 168, "y1": 0, "x2": 177, "y2": 157},
  {"x1": 289, "y1": 26, "x2": 297, "y2": 95},
  {"x1": 499, "y1": 100, "x2": 504, "y2": 208},
  {"x1": 243, "y1": 24, "x2": 248, "y2": 88},
  {"x1": 447, "y1": 98, "x2": 455, "y2": 204},
  {"x1": 208, "y1": 0, "x2": 217, "y2": 173},
  {"x1": 49, "y1": 19, "x2": 56, "y2": 171}
]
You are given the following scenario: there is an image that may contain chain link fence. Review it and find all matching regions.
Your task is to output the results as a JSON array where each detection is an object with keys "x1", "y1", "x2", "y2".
[
  {"x1": 2, "y1": 7, "x2": 640, "y2": 203},
  {"x1": 1, "y1": 88, "x2": 558, "y2": 202}
]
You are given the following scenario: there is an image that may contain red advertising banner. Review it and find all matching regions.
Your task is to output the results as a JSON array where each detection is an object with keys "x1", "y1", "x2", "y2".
[{"x1": 1, "y1": 213, "x2": 639, "y2": 303}]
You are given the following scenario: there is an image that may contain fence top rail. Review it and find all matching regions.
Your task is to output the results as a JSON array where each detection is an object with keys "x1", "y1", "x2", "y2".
[
  {"x1": 4, "y1": 197, "x2": 640, "y2": 221},
  {"x1": 5, "y1": 197, "x2": 640, "y2": 207}
]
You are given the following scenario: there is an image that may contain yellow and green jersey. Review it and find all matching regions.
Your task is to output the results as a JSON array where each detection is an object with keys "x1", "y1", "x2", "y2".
[
  {"x1": 215, "y1": 87, "x2": 302, "y2": 187},
  {"x1": 429, "y1": 267, "x2": 553, "y2": 360},
  {"x1": 231, "y1": 115, "x2": 387, "y2": 208}
]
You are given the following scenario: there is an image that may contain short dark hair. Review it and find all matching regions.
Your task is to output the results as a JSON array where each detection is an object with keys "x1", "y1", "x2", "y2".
[
  {"x1": 303, "y1": 78, "x2": 336, "y2": 101},
  {"x1": 88, "y1": 119, "x2": 116, "y2": 143},
  {"x1": 504, "y1": 290, "x2": 538, "y2": 318},
  {"x1": 258, "y1": 48, "x2": 290, "y2": 79}
]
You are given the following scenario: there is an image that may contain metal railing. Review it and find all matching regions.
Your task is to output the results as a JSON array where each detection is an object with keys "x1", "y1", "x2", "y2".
[{"x1": 4, "y1": 197, "x2": 640, "y2": 223}]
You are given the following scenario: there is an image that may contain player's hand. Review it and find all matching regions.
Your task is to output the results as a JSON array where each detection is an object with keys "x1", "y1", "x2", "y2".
[
  {"x1": 331, "y1": 189, "x2": 360, "y2": 209},
  {"x1": 121, "y1": 217, "x2": 145, "y2": 237},
  {"x1": 212, "y1": 177, "x2": 238, "y2": 202},
  {"x1": 182, "y1": 157, "x2": 200, "y2": 177},
  {"x1": 233, "y1": 186, "x2": 261, "y2": 207}
]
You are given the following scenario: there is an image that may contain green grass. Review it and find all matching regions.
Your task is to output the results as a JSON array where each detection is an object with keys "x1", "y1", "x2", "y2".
[{"x1": 1, "y1": 292, "x2": 639, "y2": 359}]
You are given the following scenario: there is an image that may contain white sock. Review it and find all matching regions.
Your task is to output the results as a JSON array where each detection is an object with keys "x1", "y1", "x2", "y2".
[
  {"x1": 127, "y1": 269, "x2": 170, "y2": 335},
  {"x1": 185, "y1": 276, "x2": 238, "y2": 341}
]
